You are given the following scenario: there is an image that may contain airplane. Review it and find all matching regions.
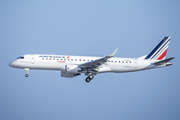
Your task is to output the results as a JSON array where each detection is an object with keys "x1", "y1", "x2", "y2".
[{"x1": 9, "y1": 37, "x2": 174, "y2": 82}]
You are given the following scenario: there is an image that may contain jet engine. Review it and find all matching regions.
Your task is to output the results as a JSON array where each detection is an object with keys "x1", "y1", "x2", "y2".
[{"x1": 61, "y1": 65, "x2": 81, "y2": 78}]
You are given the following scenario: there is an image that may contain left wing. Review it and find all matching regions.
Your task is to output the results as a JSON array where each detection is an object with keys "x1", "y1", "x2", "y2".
[{"x1": 78, "y1": 48, "x2": 118, "y2": 68}]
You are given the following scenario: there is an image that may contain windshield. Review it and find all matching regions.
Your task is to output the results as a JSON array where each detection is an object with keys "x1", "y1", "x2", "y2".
[{"x1": 17, "y1": 56, "x2": 24, "y2": 59}]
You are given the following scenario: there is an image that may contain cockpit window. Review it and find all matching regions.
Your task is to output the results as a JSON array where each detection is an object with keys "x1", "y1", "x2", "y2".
[{"x1": 17, "y1": 56, "x2": 24, "y2": 59}]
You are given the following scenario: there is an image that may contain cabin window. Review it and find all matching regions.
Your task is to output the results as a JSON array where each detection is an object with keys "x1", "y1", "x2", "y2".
[
  {"x1": 119, "y1": 61, "x2": 120, "y2": 63},
  {"x1": 87, "y1": 59, "x2": 89, "y2": 61},
  {"x1": 83, "y1": 59, "x2": 85, "y2": 61},
  {"x1": 57, "y1": 58, "x2": 59, "y2": 60},
  {"x1": 79, "y1": 59, "x2": 81, "y2": 61},
  {"x1": 64, "y1": 59, "x2": 66, "y2": 61},
  {"x1": 42, "y1": 58, "x2": 44, "y2": 60},
  {"x1": 50, "y1": 58, "x2": 51, "y2": 60},
  {"x1": 111, "y1": 61, "x2": 113, "y2": 62},
  {"x1": 115, "y1": 61, "x2": 117, "y2": 63},
  {"x1": 46, "y1": 58, "x2": 48, "y2": 60},
  {"x1": 122, "y1": 61, "x2": 124, "y2": 63},
  {"x1": 71, "y1": 59, "x2": 73, "y2": 61},
  {"x1": 68, "y1": 59, "x2": 70, "y2": 61},
  {"x1": 75, "y1": 59, "x2": 77, "y2": 61},
  {"x1": 129, "y1": 61, "x2": 131, "y2": 63},
  {"x1": 53, "y1": 58, "x2": 55, "y2": 60}
]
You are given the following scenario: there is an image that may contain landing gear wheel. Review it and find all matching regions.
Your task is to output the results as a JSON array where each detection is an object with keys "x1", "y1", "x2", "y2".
[
  {"x1": 85, "y1": 77, "x2": 91, "y2": 83},
  {"x1": 89, "y1": 74, "x2": 94, "y2": 79},
  {"x1": 85, "y1": 74, "x2": 94, "y2": 83},
  {"x1": 25, "y1": 74, "x2": 29, "y2": 77},
  {"x1": 25, "y1": 68, "x2": 29, "y2": 77}
]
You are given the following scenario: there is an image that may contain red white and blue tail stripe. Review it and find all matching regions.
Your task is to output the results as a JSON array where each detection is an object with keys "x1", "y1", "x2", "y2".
[{"x1": 145, "y1": 37, "x2": 170, "y2": 60}]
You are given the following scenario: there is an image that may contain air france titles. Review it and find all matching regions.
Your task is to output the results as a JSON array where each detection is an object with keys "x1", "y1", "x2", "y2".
[{"x1": 39, "y1": 55, "x2": 66, "y2": 63}]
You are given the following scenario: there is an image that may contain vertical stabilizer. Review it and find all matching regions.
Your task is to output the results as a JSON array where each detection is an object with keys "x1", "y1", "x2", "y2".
[{"x1": 144, "y1": 37, "x2": 171, "y2": 60}]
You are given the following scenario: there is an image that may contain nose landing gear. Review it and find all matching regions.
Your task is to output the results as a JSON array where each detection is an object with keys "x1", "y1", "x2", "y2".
[
  {"x1": 25, "y1": 68, "x2": 29, "y2": 77},
  {"x1": 85, "y1": 74, "x2": 94, "y2": 83},
  {"x1": 25, "y1": 74, "x2": 29, "y2": 77}
]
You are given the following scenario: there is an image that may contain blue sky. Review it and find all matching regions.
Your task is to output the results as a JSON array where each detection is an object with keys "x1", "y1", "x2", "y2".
[{"x1": 0, "y1": 0, "x2": 180, "y2": 120}]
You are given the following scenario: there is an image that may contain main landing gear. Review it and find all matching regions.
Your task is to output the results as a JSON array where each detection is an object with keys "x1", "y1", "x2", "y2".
[
  {"x1": 85, "y1": 74, "x2": 94, "y2": 83},
  {"x1": 25, "y1": 68, "x2": 29, "y2": 77}
]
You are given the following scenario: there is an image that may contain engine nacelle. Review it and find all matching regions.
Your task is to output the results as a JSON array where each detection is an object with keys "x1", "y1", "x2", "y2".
[
  {"x1": 65, "y1": 65, "x2": 81, "y2": 73},
  {"x1": 61, "y1": 65, "x2": 81, "y2": 78}
]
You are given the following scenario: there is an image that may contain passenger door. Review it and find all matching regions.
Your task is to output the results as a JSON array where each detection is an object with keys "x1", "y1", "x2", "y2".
[
  {"x1": 134, "y1": 59, "x2": 138, "y2": 68},
  {"x1": 30, "y1": 55, "x2": 35, "y2": 64}
]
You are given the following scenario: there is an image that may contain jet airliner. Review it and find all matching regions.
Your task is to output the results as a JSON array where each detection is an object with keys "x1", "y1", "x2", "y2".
[{"x1": 9, "y1": 37, "x2": 174, "y2": 82}]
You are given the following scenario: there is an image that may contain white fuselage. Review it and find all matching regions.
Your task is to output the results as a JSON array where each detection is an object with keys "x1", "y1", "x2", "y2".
[
  {"x1": 8, "y1": 37, "x2": 173, "y2": 82},
  {"x1": 9, "y1": 54, "x2": 164, "y2": 74}
]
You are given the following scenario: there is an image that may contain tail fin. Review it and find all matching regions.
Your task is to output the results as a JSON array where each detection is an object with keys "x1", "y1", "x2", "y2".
[{"x1": 144, "y1": 37, "x2": 171, "y2": 60}]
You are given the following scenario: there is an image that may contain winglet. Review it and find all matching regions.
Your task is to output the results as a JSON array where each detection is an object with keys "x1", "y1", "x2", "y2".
[{"x1": 109, "y1": 48, "x2": 118, "y2": 57}]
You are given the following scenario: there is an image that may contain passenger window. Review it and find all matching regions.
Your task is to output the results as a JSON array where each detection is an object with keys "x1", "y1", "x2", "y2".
[
  {"x1": 68, "y1": 59, "x2": 70, "y2": 61},
  {"x1": 64, "y1": 59, "x2": 66, "y2": 61},
  {"x1": 42, "y1": 58, "x2": 44, "y2": 60},
  {"x1": 71, "y1": 59, "x2": 73, "y2": 61},
  {"x1": 111, "y1": 61, "x2": 113, "y2": 62},
  {"x1": 79, "y1": 59, "x2": 81, "y2": 61},
  {"x1": 87, "y1": 60, "x2": 89, "y2": 61},
  {"x1": 119, "y1": 61, "x2": 120, "y2": 63},
  {"x1": 75, "y1": 59, "x2": 77, "y2": 61},
  {"x1": 115, "y1": 61, "x2": 117, "y2": 63},
  {"x1": 83, "y1": 59, "x2": 85, "y2": 61},
  {"x1": 57, "y1": 59, "x2": 59, "y2": 60},
  {"x1": 50, "y1": 58, "x2": 51, "y2": 60},
  {"x1": 46, "y1": 58, "x2": 48, "y2": 60},
  {"x1": 53, "y1": 58, "x2": 55, "y2": 60}
]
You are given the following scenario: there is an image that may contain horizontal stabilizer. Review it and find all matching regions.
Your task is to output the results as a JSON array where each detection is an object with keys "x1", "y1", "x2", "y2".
[{"x1": 152, "y1": 57, "x2": 175, "y2": 65}]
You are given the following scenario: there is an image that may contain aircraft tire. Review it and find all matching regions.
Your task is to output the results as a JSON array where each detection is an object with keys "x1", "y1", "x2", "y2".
[
  {"x1": 25, "y1": 74, "x2": 29, "y2": 77},
  {"x1": 89, "y1": 74, "x2": 94, "y2": 79},
  {"x1": 85, "y1": 77, "x2": 91, "y2": 83}
]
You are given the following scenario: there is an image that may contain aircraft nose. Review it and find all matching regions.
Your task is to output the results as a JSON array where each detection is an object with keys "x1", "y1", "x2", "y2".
[
  {"x1": 9, "y1": 61, "x2": 15, "y2": 67},
  {"x1": 9, "y1": 62, "x2": 13, "y2": 67}
]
